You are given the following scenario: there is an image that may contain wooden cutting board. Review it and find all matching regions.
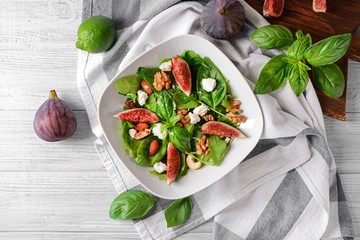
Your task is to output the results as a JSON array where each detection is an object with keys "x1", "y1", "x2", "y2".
[{"x1": 245, "y1": 0, "x2": 360, "y2": 120}]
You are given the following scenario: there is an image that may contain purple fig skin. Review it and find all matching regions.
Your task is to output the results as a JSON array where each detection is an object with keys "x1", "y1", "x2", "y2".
[
  {"x1": 200, "y1": 0, "x2": 245, "y2": 39},
  {"x1": 34, "y1": 90, "x2": 77, "y2": 142}
]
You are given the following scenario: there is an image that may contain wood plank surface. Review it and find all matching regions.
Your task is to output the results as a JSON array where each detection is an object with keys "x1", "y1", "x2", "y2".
[{"x1": 0, "y1": 0, "x2": 359, "y2": 239}]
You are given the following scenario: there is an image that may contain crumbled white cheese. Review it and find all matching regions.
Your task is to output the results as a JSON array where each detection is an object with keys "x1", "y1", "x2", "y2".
[
  {"x1": 137, "y1": 90, "x2": 148, "y2": 106},
  {"x1": 129, "y1": 129, "x2": 137, "y2": 139},
  {"x1": 193, "y1": 104, "x2": 209, "y2": 116},
  {"x1": 201, "y1": 78, "x2": 217, "y2": 92},
  {"x1": 189, "y1": 112, "x2": 201, "y2": 124},
  {"x1": 225, "y1": 137, "x2": 231, "y2": 143},
  {"x1": 152, "y1": 123, "x2": 167, "y2": 140},
  {"x1": 154, "y1": 162, "x2": 167, "y2": 173},
  {"x1": 172, "y1": 85, "x2": 176, "y2": 89},
  {"x1": 159, "y1": 61, "x2": 172, "y2": 71}
]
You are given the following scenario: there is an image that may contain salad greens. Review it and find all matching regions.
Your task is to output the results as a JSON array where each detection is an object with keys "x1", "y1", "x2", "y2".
[{"x1": 250, "y1": 25, "x2": 351, "y2": 98}]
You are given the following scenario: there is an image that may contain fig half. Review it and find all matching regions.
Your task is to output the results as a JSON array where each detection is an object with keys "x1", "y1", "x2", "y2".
[
  {"x1": 200, "y1": 0, "x2": 245, "y2": 39},
  {"x1": 201, "y1": 121, "x2": 245, "y2": 138},
  {"x1": 34, "y1": 90, "x2": 77, "y2": 142}
]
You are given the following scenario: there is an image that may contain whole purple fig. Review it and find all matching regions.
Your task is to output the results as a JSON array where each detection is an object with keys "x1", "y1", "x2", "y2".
[
  {"x1": 200, "y1": 0, "x2": 245, "y2": 39},
  {"x1": 34, "y1": 90, "x2": 77, "y2": 142}
]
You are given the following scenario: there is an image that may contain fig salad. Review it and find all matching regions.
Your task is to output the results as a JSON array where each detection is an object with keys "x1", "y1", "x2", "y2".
[{"x1": 113, "y1": 50, "x2": 246, "y2": 185}]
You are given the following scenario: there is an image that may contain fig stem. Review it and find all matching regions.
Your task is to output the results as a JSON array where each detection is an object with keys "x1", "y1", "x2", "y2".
[
  {"x1": 49, "y1": 90, "x2": 58, "y2": 99},
  {"x1": 218, "y1": 7, "x2": 225, "y2": 15}
]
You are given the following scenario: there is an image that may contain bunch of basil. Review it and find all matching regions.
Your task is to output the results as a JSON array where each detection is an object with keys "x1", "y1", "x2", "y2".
[
  {"x1": 250, "y1": 25, "x2": 351, "y2": 98},
  {"x1": 109, "y1": 190, "x2": 192, "y2": 228}
]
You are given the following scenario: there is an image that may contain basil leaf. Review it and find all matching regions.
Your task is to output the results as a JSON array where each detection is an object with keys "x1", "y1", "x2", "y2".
[
  {"x1": 178, "y1": 152, "x2": 189, "y2": 177},
  {"x1": 157, "y1": 91, "x2": 176, "y2": 121},
  {"x1": 149, "y1": 170, "x2": 167, "y2": 181},
  {"x1": 287, "y1": 34, "x2": 312, "y2": 60},
  {"x1": 164, "y1": 197, "x2": 192, "y2": 228},
  {"x1": 168, "y1": 125, "x2": 191, "y2": 153},
  {"x1": 312, "y1": 63, "x2": 345, "y2": 98},
  {"x1": 144, "y1": 93, "x2": 157, "y2": 112},
  {"x1": 295, "y1": 30, "x2": 304, "y2": 39},
  {"x1": 109, "y1": 190, "x2": 157, "y2": 219},
  {"x1": 304, "y1": 33, "x2": 351, "y2": 67},
  {"x1": 287, "y1": 63, "x2": 309, "y2": 97},
  {"x1": 185, "y1": 124, "x2": 195, "y2": 136},
  {"x1": 180, "y1": 50, "x2": 205, "y2": 74},
  {"x1": 168, "y1": 88, "x2": 199, "y2": 109},
  {"x1": 254, "y1": 54, "x2": 289, "y2": 94},
  {"x1": 202, "y1": 135, "x2": 227, "y2": 166},
  {"x1": 137, "y1": 67, "x2": 161, "y2": 92},
  {"x1": 121, "y1": 120, "x2": 141, "y2": 158},
  {"x1": 114, "y1": 75, "x2": 141, "y2": 95},
  {"x1": 160, "y1": 58, "x2": 172, "y2": 64},
  {"x1": 250, "y1": 25, "x2": 294, "y2": 50},
  {"x1": 197, "y1": 57, "x2": 227, "y2": 108},
  {"x1": 135, "y1": 136, "x2": 168, "y2": 166}
]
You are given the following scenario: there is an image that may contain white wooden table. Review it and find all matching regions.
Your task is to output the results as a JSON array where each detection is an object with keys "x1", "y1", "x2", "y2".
[{"x1": 0, "y1": 1, "x2": 359, "y2": 239}]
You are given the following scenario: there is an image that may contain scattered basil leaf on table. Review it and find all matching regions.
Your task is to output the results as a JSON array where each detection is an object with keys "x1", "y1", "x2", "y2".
[
  {"x1": 197, "y1": 57, "x2": 227, "y2": 108},
  {"x1": 304, "y1": 33, "x2": 351, "y2": 67},
  {"x1": 109, "y1": 190, "x2": 158, "y2": 219},
  {"x1": 164, "y1": 197, "x2": 192, "y2": 228},
  {"x1": 156, "y1": 90, "x2": 176, "y2": 122},
  {"x1": 287, "y1": 63, "x2": 310, "y2": 97},
  {"x1": 168, "y1": 125, "x2": 191, "y2": 153},
  {"x1": 114, "y1": 75, "x2": 141, "y2": 95},
  {"x1": 287, "y1": 34, "x2": 312, "y2": 60},
  {"x1": 250, "y1": 25, "x2": 294, "y2": 50},
  {"x1": 253, "y1": 54, "x2": 289, "y2": 94},
  {"x1": 312, "y1": 63, "x2": 345, "y2": 98}
]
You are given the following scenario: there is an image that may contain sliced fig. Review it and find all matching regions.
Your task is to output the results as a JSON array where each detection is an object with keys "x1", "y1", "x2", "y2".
[
  {"x1": 113, "y1": 108, "x2": 159, "y2": 123},
  {"x1": 200, "y1": 0, "x2": 245, "y2": 39},
  {"x1": 201, "y1": 121, "x2": 246, "y2": 138},
  {"x1": 34, "y1": 90, "x2": 77, "y2": 142},
  {"x1": 263, "y1": 0, "x2": 284, "y2": 17},
  {"x1": 313, "y1": 0, "x2": 326, "y2": 12},
  {"x1": 167, "y1": 142, "x2": 180, "y2": 185},
  {"x1": 172, "y1": 57, "x2": 192, "y2": 96}
]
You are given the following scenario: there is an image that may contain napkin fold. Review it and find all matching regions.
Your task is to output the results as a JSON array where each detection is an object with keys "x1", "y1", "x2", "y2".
[{"x1": 77, "y1": 0, "x2": 354, "y2": 239}]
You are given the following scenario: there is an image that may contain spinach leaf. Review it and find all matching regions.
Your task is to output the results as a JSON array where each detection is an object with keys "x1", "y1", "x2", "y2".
[
  {"x1": 156, "y1": 91, "x2": 176, "y2": 121},
  {"x1": 287, "y1": 62, "x2": 309, "y2": 97},
  {"x1": 185, "y1": 124, "x2": 195, "y2": 136},
  {"x1": 164, "y1": 197, "x2": 192, "y2": 228},
  {"x1": 250, "y1": 25, "x2": 294, "y2": 50},
  {"x1": 202, "y1": 135, "x2": 227, "y2": 166},
  {"x1": 180, "y1": 50, "x2": 204, "y2": 73},
  {"x1": 144, "y1": 93, "x2": 157, "y2": 112},
  {"x1": 168, "y1": 125, "x2": 191, "y2": 153},
  {"x1": 121, "y1": 120, "x2": 141, "y2": 158},
  {"x1": 137, "y1": 67, "x2": 161, "y2": 92},
  {"x1": 254, "y1": 54, "x2": 289, "y2": 94},
  {"x1": 178, "y1": 152, "x2": 188, "y2": 177},
  {"x1": 197, "y1": 57, "x2": 227, "y2": 108},
  {"x1": 287, "y1": 34, "x2": 312, "y2": 60},
  {"x1": 221, "y1": 94, "x2": 235, "y2": 112},
  {"x1": 168, "y1": 88, "x2": 199, "y2": 109},
  {"x1": 304, "y1": 33, "x2": 351, "y2": 67},
  {"x1": 295, "y1": 30, "x2": 304, "y2": 39},
  {"x1": 135, "y1": 136, "x2": 168, "y2": 166},
  {"x1": 312, "y1": 63, "x2": 345, "y2": 98},
  {"x1": 109, "y1": 190, "x2": 157, "y2": 219},
  {"x1": 114, "y1": 75, "x2": 141, "y2": 95},
  {"x1": 160, "y1": 58, "x2": 172, "y2": 64},
  {"x1": 149, "y1": 170, "x2": 167, "y2": 181}
]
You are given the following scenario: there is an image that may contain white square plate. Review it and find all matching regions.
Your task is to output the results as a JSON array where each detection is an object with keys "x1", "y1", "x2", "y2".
[{"x1": 98, "y1": 34, "x2": 263, "y2": 199}]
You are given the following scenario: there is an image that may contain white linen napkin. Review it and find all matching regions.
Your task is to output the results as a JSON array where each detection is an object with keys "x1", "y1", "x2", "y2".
[{"x1": 77, "y1": 1, "x2": 354, "y2": 239}]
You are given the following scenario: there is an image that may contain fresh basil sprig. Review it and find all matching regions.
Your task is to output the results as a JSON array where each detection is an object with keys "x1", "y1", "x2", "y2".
[
  {"x1": 109, "y1": 190, "x2": 158, "y2": 219},
  {"x1": 250, "y1": 25, "x2": 351, "y2": 98},
  {"x1": 250, "y1": 25, "x2": 294, "y2": 50},
  {"x1": 164, "y1": 197, "x2": 192, "y2": 228},
  {"x1": 312, "y1": 64, "x2": 345, "y2": 98}
]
